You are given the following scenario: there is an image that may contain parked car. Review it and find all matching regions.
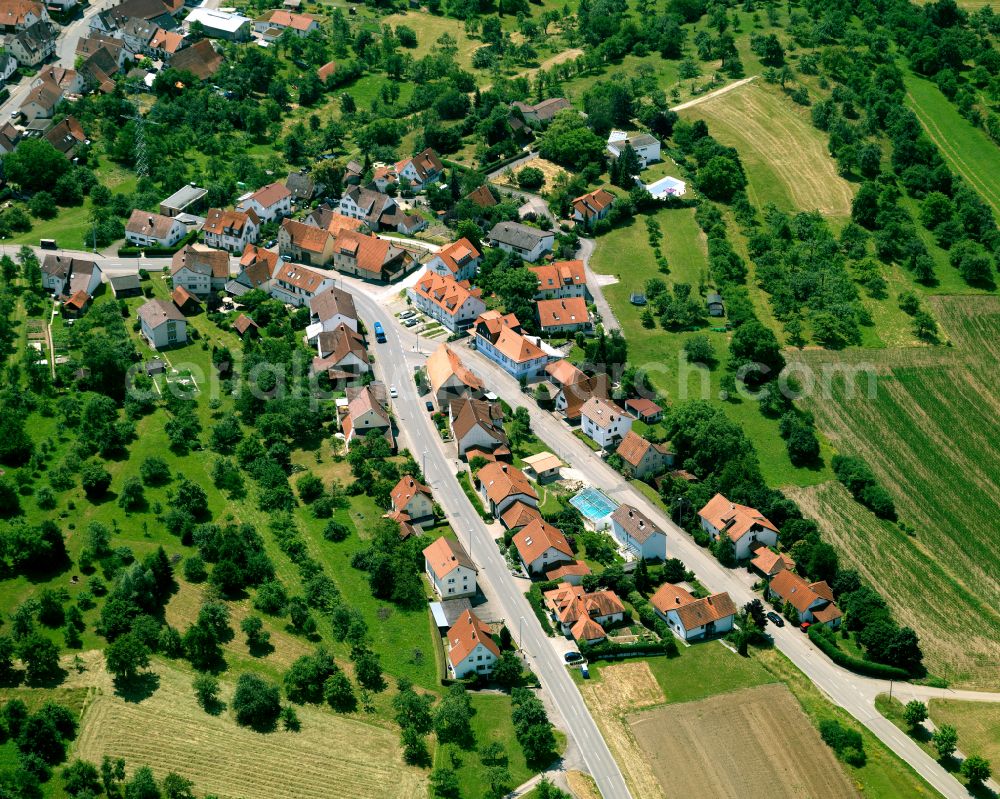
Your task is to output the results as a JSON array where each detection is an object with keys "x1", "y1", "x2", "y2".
[
  {"x1": 580, "y1": 663, "x2": 590, "y2": 679},
  {"x1": 404, "y1": 318, "x2": 417, "y2": 327},
  {"x1": 400, "y1": 310, "x2": 415, "y2": 319},
  {"x1": 425, "y1": 401, "x2": 434, "y2": 412},
  {"x1": 800, "y1": 622, "x2": 811, "y2": 633},
  {"x1": 265, "y1": 239, "x2": 276, "y2": 248},
  {"x1": 564, "y1": 651, "x2": 583, "y2": 663},
  {"x1": 767, "y1": 611, "x2": 784, "y2": 628},
  {"x1": 389, "y1": 385, "x2": 398, "y2": 398},
  {"x1": 280, "y1": 254, "x2": 292, "y2": 262}
]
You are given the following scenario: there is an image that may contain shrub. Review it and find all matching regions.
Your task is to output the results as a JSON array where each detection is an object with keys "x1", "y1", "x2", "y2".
[
  {"x1": 808, "y1": 625, "x2": 909, "y2": 679},
  {"x1": 819, "y1": 718, "x2": 865, "y2": 765}
]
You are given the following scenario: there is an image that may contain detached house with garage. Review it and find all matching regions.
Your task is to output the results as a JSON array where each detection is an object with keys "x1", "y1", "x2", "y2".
[
  {"x1": 650, "y1": 583, "x2": 737, "y2": 642},
  {"x1": 408, "y1": 271, "x2": 486, "y2": 333},
  {"x1": 513, "y1": 518, "x2": 574, "y2": 575},
  {"x1": 446, "y1": 610, "x2": 499, "y2": 679},
  {"x1": 126, "y1": 210, "x2": 187, "y2": 248},
  {"x1": 487, "y1": 221, "x2": 553, "y2": 263},
  {"x1": 236, "y1": 181, "x2": 292, "y2": 223},
  {"x1": 545, "y1": 360, "x2": 610, "y2": 423},
  {"x1": 544, "y1": 582, "x2": 625, "y2": 644},
  {"x1": 425, "y1": 238, "x2": 481, "y2": 282},
  {"x1": 607, "y1": 131, "x2": 661, "y2": 168},
  {"x1": 137, "y1": 298, "x2": 186, "y2": 349},
  {"x1": 477, "y1": 462, "x2": 537, "y2": 518},
  {"x1": 580, "y1": 396, "x2": 632, "y2": 450},
  {"x1": 390, "y1": 475, "x2": 434, "y2": 528},
  {"x1": 767, "y1": 570, "x2": 843, "y2": 628},
  {"x1": 698, "y1": 493, "x2": 780, "y2": 562},
  {"x1": 615, "y1": 430, "x2": 673, "y2": 480},
  {"x1": 571, "y1": 188, "x2": 615, "y2": 228},
  {"x1": 610, "y1": 504, "x2": 667, "y2": 561},
  {"x1": 423, "y1": 536, "x2": 477, "y2": 599},
  {"x1": 202, "y1": 208, "x2": 260, "y2": 253},
  {"x1": 170, "y1": 245, "x2": 230, "y2": 296},
  {"x1": 450, "y1": 397, "x2": 508, "y2": 462}
]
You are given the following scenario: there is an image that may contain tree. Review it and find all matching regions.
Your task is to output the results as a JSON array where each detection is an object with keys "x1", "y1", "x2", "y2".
[
  {"x1": 696, "y1": 155, "x2": 747, "y2": 201},
  {"x1": 401, "y1": 726, "x2": 430, "y2": 766},
  {"x1": 913, "y1": 310, "x2": 938, "y2": 342},
  {"x1": 117, "y1": 476, "x2": 145, "y2": 511},
  {"x1": 241, "y1": 615, "x2": 270, "y2": 653},
  {"x1": 480, "y1": 741, "x2": 506, "y2": 766},
  {"x1": 18, "y1": 634, "x2": 61, "y2": 685},
  {"x1": 232, "y1": 673, "x2": 281, "y2": 729},
  {"x1": 395, "y1": 680, "x2": 434, "y2": 734},
  {"x1": 140, "y1": 457, "x2": 171, "y2": 485},
  {"x1": 949, "y1": 239, "x2": 995, "y2": 285},
  {"x1": 2, "y1": 139, "x2": 69, "y2": 192},
  {"x1": 124, "y1": 765, "x2": 160, "y2": 799},
  {"x1": 80, "y1": 461, "x2": 112, "y2": 499},
  {"x1": 284, "y1": 649, "x2": 337, "y2": 704},
  {"x1": 324, "y1": 668, "x2": 357, "y2": 712},
  {"x1": 182, "y1": 621, "x2": 222, "y2": 671},
  {"x1": 903, "y1": 700, "x2": 927, "y2": 730},
  {"x1": 517, "y1": 166, "x2": 545, "y2": 189},
  {"x1": 62, "y1": 759, "x2": 102, "y2": 797},
  {"x1": 105, "y1": 632, "x2": 151, "y2": 683},
  {"x1": 932, "y1": 724, "x2": 958, "y2": 759},
  {"x1": 434, "y1": 685, "x2": 473, "y2": 745},
  {"x1": 486, "y1": 765, "x2": 513, "y2": 799},
  {"x1": 296, "y1": 472, "x2": 324, "y2": 504},
  {"x1": 961, "y1": 755, "x2": 991, "y2": 786},
  {"x1": 429, "y1": 767, "x2": 460, "y2": 799},
  {"x1": 684, "y1": 335, "x2": 716, "y2": 365}
]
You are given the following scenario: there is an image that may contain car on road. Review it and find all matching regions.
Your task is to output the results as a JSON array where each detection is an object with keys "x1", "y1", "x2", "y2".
[
  {"x1": 280, "y1": 254, "x2": 292, "y2": 262},
  {"x1": 767, "y1": 612, "x2": 784, "y2": 627},
  {"x1": 564, "y1": 651, "x2": 583, "y2": 663},
  {"x1": 425, "y1": 401, "x2": 434, "y2": 412},
  {"x1": 799, "y1": 622, "x2": 811, "y2": 633},
  {"x1": 389, "y1": 385, "x2": 398, "y2": 398},
  {"x1": 373, "y1": 321, "x2": 386, "y2": 342}
]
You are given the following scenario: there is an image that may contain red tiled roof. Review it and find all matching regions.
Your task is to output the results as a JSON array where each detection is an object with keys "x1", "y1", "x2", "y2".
[
  {"x1": 699, "y1": 493, "x2": 779, "y2": 543},
  {"x1": 447, "y1": 610, "x2": 499, "y2": 666}
]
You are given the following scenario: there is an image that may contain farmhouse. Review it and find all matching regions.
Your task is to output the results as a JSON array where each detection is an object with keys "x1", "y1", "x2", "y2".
[
  {"x1": 450, "y1": 397, "x2": 508, "y2": 461},
  {"x1": 312, "y1": 324, "x2": 368, "y2": 380},
  {"x1": 487, "y1": 221, "x2": 554, "y2": 263},
  {"x1": 615, "y1": 431, "x2": 673, "y2": 480},
  {"x1": 650, "y1": 583, "x2": 737, "y2": 642},
  {"x1": 606, "y1": 131, "x2": 661, "y2": 167},
  {"x1": 513, "y1": 518, "x2": 573, "y2": 575},
  {"x1": 767, "y1": 570, "x2": 843, "y2": 628},
  {"x1": 126, "y1": 210, "x2": 187, "y2": 248},
  {"x1": 252, "y1": 8, "x2": 318, "y2": 37},
  {"x1": 408, "y1": 271, "x2": 486, "y2": 333},
  {"x1": 425, "y1": 342, "x2": 484, "y2": 407},
  {"x1": 610, "y1": 504, "x2": 667, "y2": 561},
  {"x1": 698, "y1": 493, "x2": 780, "y2": 561},
  {"x1": 137, "y1": 298, "x2": 186, "y2": 349},
  {"x1": 337, "y1": 185, "x2": 398, "y2": 230},
  {"x1": 423, "y1": 536, "x2": 477, "y2": 599},
  {"x1": 376, "y1": 147, "x2": 444, "y2": 191},
  {"x1": 236, "y1": 181, "x2": 292, "y2": 223},
  {"x1": 571, "y1": 188, "x2": 615, "y2": 227},
  {"x1": 202, "y1": 208, "x2": 260, "y2": 253},
  {"x1": 170, "y1": 245, "x2": 230, "y2": 296},
  {"x1": 536, "y1": 297, "x2": 590, "y2": 335},
  {"x1": 544, "y1": 582, "x2": 625, "y2": 644},
  {"x1": 390, "y1": 475, "x2": 434, "y2": 527},
  {"x1": 580, "y1": 396, "x2": 632, "y2": 450},
  {"x1": 270, "y1": 261, "x2": 335, "y2": 307},
  {"x1": 446, "y1": 610, "x2": 499, "y2": 679},
  {"x1": 307, "y1": 285, "x2": 358, "y2": 342},
  {"x1": 528, "y1": 260, "x2": 588, "y2": 300},
  {"x1": 170, "y1": 39, "x2": 223, "y2": 80},
  {"x1": 278, "y1": 219, "x2": 335, "y2": 266},
  {"x1": 424, "y1": 238, "x2": 481, "y2": 282},
  {"x1": 477, "y1": 462, "x2": 537, "y2": 518}
]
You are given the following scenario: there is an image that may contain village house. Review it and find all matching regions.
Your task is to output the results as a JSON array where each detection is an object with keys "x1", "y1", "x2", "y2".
[
  {"x1": 17, "y1": 76, "x2": 61, "y2": 122},
  {"x1": 305, "y1": 205, "x2": 364, "y2": 237},
  {"x1": 449, "y1": 397, "x2": 508, "y2": 462},
  {"x1": 0, "y1": 122, "x2": 22, "y2": 155},
  {"x1": 544, "y1": 360, "x2": 609, "y2": 423},
  {"x1": 236, "y1": 181, "x2": 292, "y2": 224},
  {"x1": 767, "y1": 570, "x2": 843, "y2": 628},
  {"x1": 374, "y1": 147, "x2": 444, "y2": 191},
  {"x1": 615, "y1": 430, "x2": 673, "y2": 480},
  {"x1": 306, "y1": 285, "x2": 357, "y2": 343},
  {"x1": 487, "y1": 221, "x2": 554, "y2": 263},
  {"x1": 278, "y1": 218, "x2": 335, "y2": 266},
  {"x1": 698, "y1": 493, "x2": 780, "y2": 561},
  {"x1": 285, "y1": 169, "x2": 318, "y2": 203},
  {"x1": 610, "y1": 504, "x2": 667, "y2": 561},
  {"x1": 624, "y1": 397, "x2": 663, "y2": 424},
  {"x1": 510, "y1": 97, "x2": 570, "y2": 125},
  {"x1": 750, "y1": 548, "x2": 796, "y2": 579},
  {"x1": 170, "y1": 244, "x2": 230, "y2": 296},
  {"x1": 465, "y1": 185, "x2": 497, "y2": 209},
  {"x1": 77, "y1": 33, "x2": 131, "y2": 69},
  {"x1": 544, "y1": 582, "x2": 625, "y2": 644},
  {"x1": 170, "y1": 38, "x2": 223, "y2": 80},
  {"x1": 606, "y1": 131, "x2": 662, "y2": 168},
  {"x1": 424, "y1": 238, "x2": 481, "y2": 282},
  {"x1": 571, "y1": 188, "x2": 615, "y2": 228},
  {"x1": 312, "y1": 324, "x2": 368, "y2": 381},
  {"x1": 6, "y1": 19, "x2": 55, "y2": 68},
  {"x1": 580, "y1": 396, "x2": 632, "y2": 450},
  {"x1": 445, "y1": 610, "x2": 499, "y2": 679},
  {"x1": 473, "y1": 310, "x2": 555, "y2": 381},
  {"x1": 528, "y1": 260, "x2": 588, "y2": 300},
  {"x1": 337, "y1": 185, "x2": 398, "y2": 230},
  {"x1": 408, "y1": 271, "x2": 486, "y2": 333},
  {"x1": 226, "y1": 244, "x2": 276, "y2": 297},
  {"x1": 536, "y1": 297, "x2": 590, "y2": 336},
  {"x1": 126, "y1": 209, "x2": 187, "y2": 249},
  {"x1": 513, "y1": 518, "x2": 574, "y2": 575},
  {"x1": 330, "y1": 230, "x2": 412, "y2": 282},
  {"x1": 650, "y1": 583, "x2": 737, "y2": 642},
  {"x1": 41, "y1": 255, "x2": 100, "y2": 296},
  {"x1": 477, "y1": 461, "x2": 537, "y2": 518},
  {"x1": 500, "y1": 501, "x2": 543, "y2": 532},
  {"x1": 252, "y1": 8, "x2": 319, "y2": 38},
  {"x1": 44, "y1": 115, "x2": 88, "y2": 159},
  {"x1": 390, "y1": 475, "x2": 434, "y2": 528},
  {"x1": 202, "y1": 208, "x2": 259, "y2": 253},
  {"x1": 137, "y1": 298, "x2": 186, "y2": 349},
  {"x1": 32, "y1": 66, "x2": 83, "y2": 96},
  {"x1": 0, "y1": 0, "x2": 46, "y2": 32},
  {"x1": 545, "y1": 561, "x2": 591, "y2": 586},
  {"x1": 270, "y1": 261, "x2": 335, "y2": 307},
  {"x1": 184, "y1": 7, "x2": 251, "y2": 40},
  {"x1": 423, "y1": 536, "x2": 477, "y2": 599},
  {"x1": 341, "y1": 383, "x2": 393, "y2": 449},
  {"x1": 425, "y1": 342, "x2": 484, "y2": 408}
]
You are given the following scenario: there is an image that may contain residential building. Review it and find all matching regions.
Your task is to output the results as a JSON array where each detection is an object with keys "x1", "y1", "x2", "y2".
[
  {"x1": 170, "y1": 244, "x2": 229, "y2": 296},
  {"x1": 750, "y1": 548, "x2": 796, "y2": 579},
  {"x1": 312, "y1": 324, "x2": 368, "y2": 379},
  {"x1": 536, "y1": 297, "x2": 590, "y2": 335},
  {"x1": 148, "y1": 26, "x2": 184, "y2": 57},
  {"x1": 624, "y1": 397, "x2": 663, "y2": 423},
  {"x1": 698, "y1": 493, "x2": 780, "y2": 561},
  {"x1": 386, "y1": 147, "x2": 443, "y2": 190},
  {"x1": 477, "y1": 462, "x2": 537, "y2": 518},
  {"x1": 170, "y1": 39, "x2": 223, "y2": 80},
  {"x1": 466, "y1": 184, "x2": 496, "y2": 209},
  {"x1": 330, "y1": 230, "x2": 412, "y2": 282},
  {"x1": 160, "y1": 184, "x2": 207, "y2": 217},
  {"x1": 424, "y1": 238, "x2": 481, "y2": 282},
  {"x1": 137, "y1": 298, "x2": 186, "y2": 349},
  {"x1": 202, "y1": 208, "x2": 259, "y2": 252},
  {"x1": 0, "y1": 0, "x2": 46, "y2": 32},
  {"x1": 252, "y1": 8, "x2": 319, "y2": 37},
  {"x1": 445, "y1": 610, "x2": 499, "y2": 679},
  {"x1": 285, "y1": 169, "x2": 318, "y2": 202},
  {"x1": 425, "y1": 342, "x2": 484, "y2": 408},
  {"x1": 450, "y1": 397, "x2": 508, "y2": 461},
  {"x1": 390, "y1": 475, "x2": 434, "y2": 527},
  {"x1": 500, "y1": 502, "x2": 542, "y2": 532},
  {"x1": 236, "y1": 181, "x2": 292, "y2": 223},
  {"x1": 337, "y1": 185, "x2": 397, "y2": 230},
  {"x1": 513, "y1": 518, "x2": 573, "y2": 575},
  {"x1": 126, "y1": 209, "x2": 187, "y2": 248},
  {"x1": 543, "y1": 582, "x2": 625, "y2": 643},
  {"x1": 77, "y1": 33, "x2": 130, "y2": 69},
  {"x1": 571, "y1": 188, "x2": 615, "y2": 227},
  {"x1": 306, "y1": 285, "x2": 358, "y2": 342},
  {"x1": 18, "y1": 75, "x2": 61, "y2": 121},
  {"x1": 110, "y1": 0, "x2": 179, "y2": 25},
  {"x1": 510, "y1": 97, "x2": 570, "y2": 124},
  {"x1": 606, "y1": 131, "x2": 661, "y2": 168},
  {"x1": 341, "y1": 383, "x2": 393, "y2": 449},
  {"x1": 270, "y1": 261, "x2": 335, "y2": 307},
  {"x1": 650, "y1": 583, "x2": 736, "y2": 642},
  {"x1": 473, "y1": 310, "x2": 555, "y2": 380},
  {"x1": 184, "y1": 7, "x2": 251, "y2": 40},
  {"x1": 304, "y1": 205, "x2": 364, "y2": 237},
  {"x1": 767, "y1": 570, "x2": 842, "y2": 628},
  {"x1": 408, "y1": 271, "x2": 486, "y2": 333},
  {"x1": 278, "y1": 218, "x2": 335, "y2": 266},
  {"x1": 487, "y1": 221, "x2": 553, "y2": 262},
  {"x1": 528, "y1": 260, "x2": 588, "y2": 300},
  {"x1": 423, "y1": 536, "x2": 477, "y2": 599},
  {"x1": 0, "y1": 122, "x2": 22, "y2": 155},
  {"x1": 580, "y1": 396, "x2": 632, "y2": 450},
  {"x1": 6, "y1": 19, "x2": 54, "y2": 67},
  {"x1": 615, "y1": 430, "x2": 672, "y2": 480},
  {"x1": 41, "y1": 255, "x2": 100, "y2": 296},
  {"x1": 545, "y1": 359, "x2": 609, "y2": 422},
  {"x1": 610, "y1": 504, "x2": 667, "y2": 561},
  {"x1": 44, "y1": 116, "x2": 87, "y2": 158},
  {"x1": 226, "y1": 244, "x2": 276, "y2": 297}
]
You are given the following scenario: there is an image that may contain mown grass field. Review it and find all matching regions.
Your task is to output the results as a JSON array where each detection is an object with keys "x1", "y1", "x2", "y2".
[
  {"x1": 680, "y1": 81, "x2": 855, "y2": 218},
  {"x1": 590, "y1": 206, "x2": 835, "y2": 488},
  {"x1": 929, "y1": 700, "x2": 1000, "y2": 766},
  {"x1": 905, "y1": 73, "x2": 1000, "y2": 215},
  {"x1": 787, "y1": 295, "x2": 1000, "y2": 688}
]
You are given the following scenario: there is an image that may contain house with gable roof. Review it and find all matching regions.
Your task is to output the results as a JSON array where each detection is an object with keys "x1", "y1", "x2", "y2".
[
  {"x1": 331, "y1": 229, "x2": 412, "y2": 282},
  {"x1": 226, "y1": 244, "x2": 277, "y2": 297},
  {"x1": 487, "y1": 221, "x2": 553, "y2": 262},
  {"x1": 580, "y1": 396, "x2": 632, "y2": 450},
  {"x1": 610, "y1": 503, "x2": 667, "y2": 561},
  {"x1": 306, "y1": 285, "x2": 357, "y2": 343},
  {"x1": 423, "y1": 536, "x2": 477, "y2": 599},
  {"x1": 311, "y1": 324, "x2": 368, "y2": 381},
  {"x1": 615, "y1": 430, "x2": 673, "y2": 480},
  {"x1": 698, "y1": 492, "x2": 780, "y2": 561},
  {"x1": 512, "y1": 518, "x2": 573, "y2": 575},
  {"x1": 391, "y1": 475, "x2": 434, "y2": 527},
  {"x1": 341, "y1": 383, "x2": 393, "y2": 449},
  {"x1": 278, "y1": 218, "x2": 335, "y2": 266},
  {"x1": 571, "y1": 188, "x2": 615, "y2": 228},
  {"x1": 544, "y1": 581, "x2": 625, "y2": 643},
  {"x1": 473, "y1": 310, "x2": 556, "y2": 380},
  {"x1": 126, "y1": 209, "x2": 187, "y2": 248},
  {"x1": 270, "y1": 261, "x2": 335, "y2": 307},
  {"x1": 425, "y1": 238, "x2": 481, "y2": 282},
  {"x1": 449, "y1": 397, "x2": 508, "y2": 462},
  {"x1": 528, "y1": 260, "x2": 589, "y2": 300},
  {"x1": 446, "y1": 609, "x2": 499, "y2": 678},
  {"x1": 536, "y1": 297, "x2": 590, "y2": 335},
  {"x1": 477, "y1": 462, "x2": 537, "y2": 518},
  {"x1": 767, "y1": 570, "x2": 842, "y2": 628},
  {"x1": 170, "y1": 244, "x2": 230, "y2": 296},
  {"x1": 408, "y1": 271, "x2": 486, "y2": 333},
  {"x1": 425, "y1": 342, "x2": 484, "y2": 408},
  {"x1": 137, "y1": 298, "x2": 186, "y2": 349},
  {"x1": 650, "y1": 583, "x2": 737, "y2": 642},
  {"x1": 202, "y1": 208, "x2": 259, "y2": 253},
  {"x1": 236, "y1": 181, "x2": 292, "y2": 223}
]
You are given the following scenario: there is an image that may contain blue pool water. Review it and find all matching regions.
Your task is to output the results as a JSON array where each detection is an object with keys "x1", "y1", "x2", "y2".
[{"x1": 570, "y1": 487, "x2": 619, "y2": 521}]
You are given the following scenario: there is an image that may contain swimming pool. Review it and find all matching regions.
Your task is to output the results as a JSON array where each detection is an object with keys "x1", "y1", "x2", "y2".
[{"x1": 570, "y1": 487, "x2": 619, "y2": 523}]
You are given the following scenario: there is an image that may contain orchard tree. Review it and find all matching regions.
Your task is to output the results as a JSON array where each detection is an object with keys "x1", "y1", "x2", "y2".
[
  {"x1": 903, "y1": 700, "x2": 927, "y2": 730},
  {"x1": 105, "y1": 632, "x2": 151, "y2": 684},
  {"x1": 232, "y1": 673, "x2": 281, "y2": 729}
]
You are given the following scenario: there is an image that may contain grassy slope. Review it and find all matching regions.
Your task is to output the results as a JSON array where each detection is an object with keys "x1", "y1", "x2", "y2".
[{"x1": 929, "y1": 700, "x2": 1000, "y2": 766}]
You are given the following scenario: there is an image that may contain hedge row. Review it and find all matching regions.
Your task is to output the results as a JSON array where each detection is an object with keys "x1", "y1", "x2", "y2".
[
  {"x1": 808, "y1": 626, "x2": 909, "y2": 680},
  {"x1": 579, "y1": 638, "x2": 677, "y2": 661},
  {"x1": 525, "y1": 585, "x2": 554, "y2": 636}
]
